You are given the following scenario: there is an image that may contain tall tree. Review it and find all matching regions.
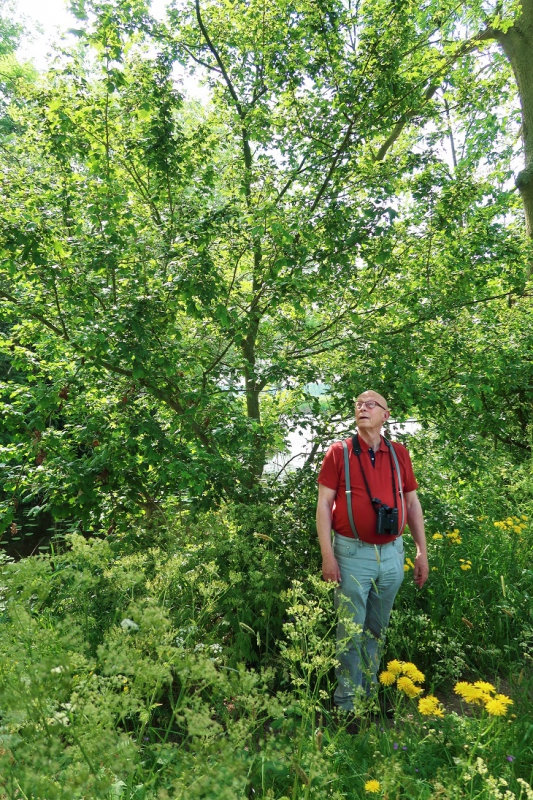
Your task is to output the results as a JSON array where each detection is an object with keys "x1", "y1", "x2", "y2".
[{"x1": 0, "y1": 0, "x2": 530, "y2": 533}]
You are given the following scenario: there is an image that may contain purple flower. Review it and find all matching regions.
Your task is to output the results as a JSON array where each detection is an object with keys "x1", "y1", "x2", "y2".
[
  {"x1": 393, "y1": 743, "x2": 399, "y2": 750},
  {"x1": 402, "y1": 746, "x2": 407, "y2": 751},
  {"x1": 507, "y1": 755, "x2": 515, "y2": 762}
]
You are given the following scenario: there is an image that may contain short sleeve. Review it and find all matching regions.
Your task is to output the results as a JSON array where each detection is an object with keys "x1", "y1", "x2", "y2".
[
  {"x1": 396, "y1": 444, "x2": 418, "y2": 493},
  {"x1": 317, "y1": 442, "x2": 342, "y2": 492}
]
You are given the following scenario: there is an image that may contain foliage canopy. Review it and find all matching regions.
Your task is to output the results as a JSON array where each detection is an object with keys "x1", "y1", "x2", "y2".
[{"x1": 0, "y1": 0, "x2": 532, "y2": 534}]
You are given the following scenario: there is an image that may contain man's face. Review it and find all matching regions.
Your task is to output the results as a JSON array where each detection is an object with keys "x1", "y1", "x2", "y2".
[{"x1": 355, "y1": 391, "x2": 390, "y2": 429}]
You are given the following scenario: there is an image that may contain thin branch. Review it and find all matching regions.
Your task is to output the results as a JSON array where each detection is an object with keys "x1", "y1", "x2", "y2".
[
  {"x1": 51, "y1": 275, "x2": 70, "y2": 341},
  {"x1": 376, "y1": 83, "x2": 439, "y2": 161},
  {"x1": 178, "y1": 41, "x2": 222, "y2": 73},
  {"x1": 275, "y1": 156, "x2": 308, "y2": 204},
  {"x1": 272, "y1": 450, "x2": 308, "y2": 481},
  {"x1": 195, "y1": 0, "x2": 245, "y2": 119},
  {"x1": 309, "y1": 121, "x2": 356, "y2": 213}
]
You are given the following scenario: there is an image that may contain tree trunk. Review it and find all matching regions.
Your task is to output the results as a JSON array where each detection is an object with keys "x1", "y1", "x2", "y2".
[{"x1": 493, "y1": 0, "x2": 533, "y2": 240}]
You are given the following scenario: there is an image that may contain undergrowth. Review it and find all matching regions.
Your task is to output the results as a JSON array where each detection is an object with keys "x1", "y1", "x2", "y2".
[{"x1": 1, "y1": 488, "x2": 533, "y2": 798}]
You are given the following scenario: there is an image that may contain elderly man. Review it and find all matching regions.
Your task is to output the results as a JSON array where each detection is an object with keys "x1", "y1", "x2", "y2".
[{"x1": 316, "y1": 390, "x2": 428, "y2": 711}]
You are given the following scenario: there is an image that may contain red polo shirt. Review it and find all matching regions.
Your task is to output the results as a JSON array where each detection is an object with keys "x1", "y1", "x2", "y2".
[{"x1": 317, "y1": 435, "x2": 418, "y2": 544}]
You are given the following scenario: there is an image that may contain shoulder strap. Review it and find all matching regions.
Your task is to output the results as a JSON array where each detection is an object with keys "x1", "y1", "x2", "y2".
[
  {"x1": 383, "y1": 437, "x2": 405, "y2": 532},
  {"x1": 342, "y1": 439, "x2": 360, "y2": 540}
]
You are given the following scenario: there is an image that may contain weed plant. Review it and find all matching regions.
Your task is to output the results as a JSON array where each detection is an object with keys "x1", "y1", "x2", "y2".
[{"x1": 1, "y1": 469, "x2": 533, "y2": 798}]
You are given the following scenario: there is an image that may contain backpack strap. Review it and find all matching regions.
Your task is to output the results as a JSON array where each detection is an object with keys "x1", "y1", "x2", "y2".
[
  {"x1": 341, "y1": 439, "x2": 360, "y2": 540},
  {"x1": 383, "y1": 437, "x2": 405, "y2": 533}
]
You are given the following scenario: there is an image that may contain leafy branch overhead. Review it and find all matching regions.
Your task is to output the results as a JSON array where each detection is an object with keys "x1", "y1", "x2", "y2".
[{"x1": 0, "y1": 0, "x2": 532, "y2": 530}]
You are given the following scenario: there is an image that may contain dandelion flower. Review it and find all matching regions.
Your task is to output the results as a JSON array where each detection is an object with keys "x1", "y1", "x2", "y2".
[
  {"x1": 485, "y1": 698, "x2": 510, "y2": 716},
  {"x1": 432, "y1": 533, "x2": 443, "y2": 539},
  {"x1": 446, "y1": 531, "x2": 462, "y2": 544},
  {"x1": 454, "y1": 682, "x2": 489, "y2": 705},
  {"x1": 473, "y1": 681, "x2": 495, "y2": 694},
  {"x1": 386, "y1": 659, "x2": 403, "y2": 675},
  {"x1": 397, "y1": 676, "x2": 422, "y2": 698},
  {"x1": 403, "y1": 564, "x2": 410, "y2": 572},
  {"x1": 364, "y1": 780, "x2": 381, "y2": 793},
  {"x1": 402, "y1": 662, "x2": 425, "y2": 683},
  {"x1": 406, "y1": 557, "x2": 415, "y2": 569},
  {"x1": 379, "y1": 670, "x2": 396, "y2": 686},
  {"x1": 418, "y1": 695, "x2": 444, "y2": 717},
  {"x1": 494, "y1": 694, "x2": 513, "y2": 706}
]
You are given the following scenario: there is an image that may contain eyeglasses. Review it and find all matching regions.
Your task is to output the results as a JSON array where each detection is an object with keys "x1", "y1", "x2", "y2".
[{"x1": 355, "y1": 400, "x2": 387, "y2": 411}]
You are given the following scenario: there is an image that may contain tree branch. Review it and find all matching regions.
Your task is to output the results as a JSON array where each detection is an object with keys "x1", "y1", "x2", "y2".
[
  {"x1": 376, "y1": 26, "x2": 497, "y2": 161},
  {"x1": 195, "y1": 0, "x2": 245, "y2": 119},
  {"x1": 0, "y1": 288, "x2": 217, "y2": 452}
]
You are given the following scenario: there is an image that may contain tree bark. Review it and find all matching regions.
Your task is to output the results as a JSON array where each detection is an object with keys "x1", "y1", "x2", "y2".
[{"x1": 492, "y1": 0, "x2": 533, "y2": 240}]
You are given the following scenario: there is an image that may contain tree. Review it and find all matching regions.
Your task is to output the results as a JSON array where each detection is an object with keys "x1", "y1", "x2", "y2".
[{"x1": 0, "y1": 0, "x2": 530, "y2": 533}]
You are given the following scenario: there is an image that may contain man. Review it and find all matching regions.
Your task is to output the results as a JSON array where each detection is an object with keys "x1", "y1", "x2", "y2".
[{"x1": 316, "y1": 390, "x2": 428, "y2": 711}]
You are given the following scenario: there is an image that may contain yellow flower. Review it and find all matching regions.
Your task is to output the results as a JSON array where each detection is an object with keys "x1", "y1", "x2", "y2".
[
  {"x1": 418, "y1": 695, "x2": 444, "y2": 717},
  {"x1": 431, "y1": 566, "x2": 438, "y2": 571},
  {"x1": 473, "y1": 681, "x2": 495, "y2": 694},
  {"x1": 460, "y1": 561, "x2": 472, "y2": 571},
  {"x1": 386, "y1": 659, "x2": 403, "y2": 675},
  {"x1": 446, "y1": 531, "x2": 462, "y2": 544},
  {"x1": 379, "y1": 670, "x2": 396, "y2": 686},
  {"x1": 401, "y1": 662, "x2": 425, "y2": 683},
  {"x1": 364, "y1": 780, "x2": 381, "y2": 794},
  {"x1": 521, "y1": 516, "x2": 527, "y2": 521},
  {"x1": 406, "y1": 557, "x2": 415, "y2": 569},
  {"x1": 494, "y1": 693, "x2": 513, "y2": 706},
  {"x1": 397, "y1": 676, "x2": 422, "y2": 698},
  {"x1": 403, "y1": 564, "x2": 410, "y2": 572},
  {"x1": 513, "y1": 526, "x2": 522, "y2": 534},
  {"x1": 485, "y1": 698, "x2": 510, "y2": 716},
  {"x1": 432, "y1": 533, "x2": 443, "y2": 539},
  {"x1": 454, "y1": 682, "x2": 489, "y2": 705}
]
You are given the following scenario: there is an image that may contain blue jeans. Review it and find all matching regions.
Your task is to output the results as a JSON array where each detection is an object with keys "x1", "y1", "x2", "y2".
[{"x1": 333, "y1": 534, "x2": 405, "y2": 710}]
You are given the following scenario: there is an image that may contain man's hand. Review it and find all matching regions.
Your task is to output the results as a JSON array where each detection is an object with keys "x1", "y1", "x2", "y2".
[
  {"x1": 322, "y1": 555, "x2": 341, "y2": 584},
  {"x1": 317, "y1": 484, "x2": 340, "y2": 583},
  {"x1": 413, "y1": 552, "x2": 429, "y2": 588}
]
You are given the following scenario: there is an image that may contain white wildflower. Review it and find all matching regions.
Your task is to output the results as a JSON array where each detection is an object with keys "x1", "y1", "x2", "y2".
[{"x1": 120, "y1": 618, "x2": 139, "y2": 632}]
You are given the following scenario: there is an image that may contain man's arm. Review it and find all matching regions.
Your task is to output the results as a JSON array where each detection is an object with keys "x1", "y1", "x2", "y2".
[
  {"x1": 316, "y1": 484, "x2": 341, "y2": 583},
  {"x1": 405, "y1": 490, "x2": 429, "y2": 588}
]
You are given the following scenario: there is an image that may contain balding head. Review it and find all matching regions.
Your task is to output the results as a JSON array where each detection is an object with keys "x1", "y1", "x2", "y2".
[
  {"x1": 354, "y1": 390, "x2": 390, "y2": 442},
  {"x1": 355, "y1": 390, "x2": 389, "y2": 411}
]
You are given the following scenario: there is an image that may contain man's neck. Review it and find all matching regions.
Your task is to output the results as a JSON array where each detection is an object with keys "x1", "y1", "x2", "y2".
[{"x1": 357, "y1": 429, "x2": 382, "y2": 451}]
